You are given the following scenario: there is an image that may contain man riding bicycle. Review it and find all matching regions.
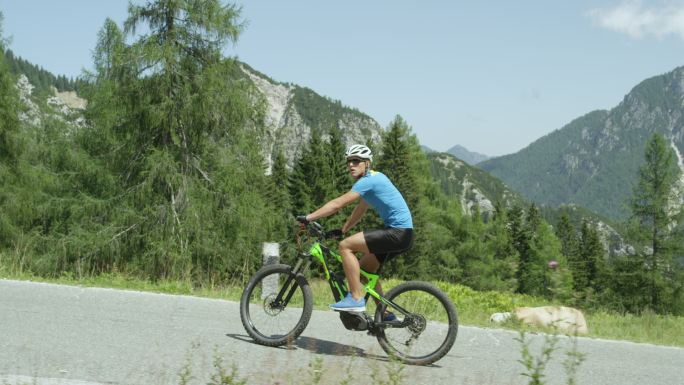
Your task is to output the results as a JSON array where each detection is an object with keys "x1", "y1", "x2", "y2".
[{"x1": 297, "y1": 144, "x2": 414, "y2": 315}]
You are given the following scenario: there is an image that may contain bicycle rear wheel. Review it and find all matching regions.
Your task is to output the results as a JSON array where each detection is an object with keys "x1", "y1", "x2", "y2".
[
  {"x1": 375, "y1": 281, "x2": 458, "y2": 365},
  {"x1": 240, "y1": 264, "x2": 313, "y2": 346}
]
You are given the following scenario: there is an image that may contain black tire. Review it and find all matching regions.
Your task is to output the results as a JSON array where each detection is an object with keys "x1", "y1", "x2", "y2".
[
  {"x1": 375, "y1": 281, "x2": 458, "y2": 365},
  {"x1": 240, "y1": 264, "x2": 313, "y2": 347}
]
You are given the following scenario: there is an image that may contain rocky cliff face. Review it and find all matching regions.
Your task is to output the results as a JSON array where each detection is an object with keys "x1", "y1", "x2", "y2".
[
  {"x1": 240, "y1": 65, "x2": 384, "y2": 173},
  {"x1": 429, "y1": 152, "x2": 522, "y2": 216},
  {"x1": 16, "y1": 74, "x2": 86, "y2": 129},
  {"x1": 671, "y1": 139, "x2": 684, "y2": 210}
]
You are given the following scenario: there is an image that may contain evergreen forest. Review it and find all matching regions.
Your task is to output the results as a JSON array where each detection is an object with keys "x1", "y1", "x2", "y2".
[
  {"x1": 4, "y1": 49, "x2": 81, "y2": 93},
  {"x1": 0, "y1": 3, "x2": 682, "y2": 316}
]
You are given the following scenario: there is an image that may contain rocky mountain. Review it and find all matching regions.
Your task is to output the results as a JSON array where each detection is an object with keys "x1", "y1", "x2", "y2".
[
  {"x1": 430, "y1": 151, "x2": 627, "y2": 255},
  {"x1": 238, "y1": 63, "x2": 383, "y2": 172},
  {"x1": 446, "y1": 144, "x2": 490, "y2": 165},
  {"x1": 421, "y1": 145, "x2": 435, "y2": 153},
  {"x1": 479, "y1": 66, "x2": 684, "y2": 220},
  {"x1": 428, "y1": 152, "x2": 523, "y2": 216}
]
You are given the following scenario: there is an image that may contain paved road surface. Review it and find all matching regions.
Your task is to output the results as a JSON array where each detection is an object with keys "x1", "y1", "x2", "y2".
[{"x1": 1, "y1": 279, "x2": 682, "y2": 385}]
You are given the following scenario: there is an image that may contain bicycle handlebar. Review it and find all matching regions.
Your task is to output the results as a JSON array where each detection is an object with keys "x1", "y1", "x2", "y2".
[
  {"x1": 305, "y1": 221, "x2": 325, "y2": 238},
  {"x1": 297, "y1": 220, "x2": 342, "y2": 241}
]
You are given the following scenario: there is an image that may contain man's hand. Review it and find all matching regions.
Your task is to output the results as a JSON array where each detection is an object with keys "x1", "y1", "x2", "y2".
[{"x1": 296, "y1": 215, "x2": 309, "y2": 227}]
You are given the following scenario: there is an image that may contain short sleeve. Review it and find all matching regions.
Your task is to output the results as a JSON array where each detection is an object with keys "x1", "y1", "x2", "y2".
[{"x1": 351, "y1": 176, "x2": 372, "y2": 196}]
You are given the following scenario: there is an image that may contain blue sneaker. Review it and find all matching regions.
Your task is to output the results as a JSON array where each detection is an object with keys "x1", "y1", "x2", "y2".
[
  {"x1": 330, "y1": 293, "x2": 366, "y2": 312},
  {"x1": 383, "y1": 311, "x2": 398, "y2": 322}
]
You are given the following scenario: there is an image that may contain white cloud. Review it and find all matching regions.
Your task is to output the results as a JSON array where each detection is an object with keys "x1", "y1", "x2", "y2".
[{"x1": 587, "y1": 0, "x2": 684, "y2": 40}]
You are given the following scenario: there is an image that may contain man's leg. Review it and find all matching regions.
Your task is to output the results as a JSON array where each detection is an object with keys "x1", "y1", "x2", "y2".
[
  {"x1": 359, "y1": 253, "x2": 383, "y2": 302},
  {"x1": 360, "y1": 253, "x2": 396, "y2": 321},
  {"x1": 338, "y1": 232, "x2": 370, "y2": 300}
]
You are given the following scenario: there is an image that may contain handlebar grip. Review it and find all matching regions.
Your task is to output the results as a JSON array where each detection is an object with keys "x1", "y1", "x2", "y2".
[{"x1": 296, "y1": 215, "x2": 309, "y2": 225}]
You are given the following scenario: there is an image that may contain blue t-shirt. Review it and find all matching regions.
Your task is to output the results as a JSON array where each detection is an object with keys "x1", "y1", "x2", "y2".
[{"x1": 351, "y1": 171, "x2": 413, "y2": 228}]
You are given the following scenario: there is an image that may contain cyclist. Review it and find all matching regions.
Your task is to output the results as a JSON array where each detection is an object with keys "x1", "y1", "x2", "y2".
[{"x1": 297, "y1": 144, "x2": 413, "y2": 315}]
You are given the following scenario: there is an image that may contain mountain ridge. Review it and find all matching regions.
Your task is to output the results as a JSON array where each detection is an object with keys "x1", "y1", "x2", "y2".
[
  {"x1": 446, "y1": 144, "x2": 490, "y2": 165},
  {"x1": 479, "y1": 65, "x2": 684, "y2": 220}
]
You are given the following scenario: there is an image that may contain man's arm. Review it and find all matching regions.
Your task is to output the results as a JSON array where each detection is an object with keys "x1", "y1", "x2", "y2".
[
  {"x1": 306, "y1": 191, "x2": 360, "y2": 221},
  {"x1": 342, "y1": 200, "x2": 368, "y2": 233}
]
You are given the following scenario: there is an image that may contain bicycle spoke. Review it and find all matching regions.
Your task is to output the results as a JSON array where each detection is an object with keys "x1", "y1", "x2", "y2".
[
  {"x1": 247, "y1": 277, "x2": 304, "y2": 338},
  {"x1": 376, "y1": 281, "x2": 457, "y2": 365},
  {"x1": 240, "y1": 265, "x2": 312, "y2": 346}
]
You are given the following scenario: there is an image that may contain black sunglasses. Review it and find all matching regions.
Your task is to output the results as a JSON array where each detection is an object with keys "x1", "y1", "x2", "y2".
[{"x1": 347, "y1": 158, "x2": 364, "y2": 165}]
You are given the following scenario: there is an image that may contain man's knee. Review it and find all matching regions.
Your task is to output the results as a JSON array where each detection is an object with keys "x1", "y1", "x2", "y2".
[
  {"x1": 339, "y1": 238, "x2": 354, "y2": 253},
  {"x1": 339, "y1": 235, "x2": 361, "y2": 252}
]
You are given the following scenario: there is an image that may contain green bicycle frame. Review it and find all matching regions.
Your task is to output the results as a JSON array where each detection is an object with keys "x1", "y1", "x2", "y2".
[{"x1": 306, "y1": 241, "x2": 398, "y2": 311}]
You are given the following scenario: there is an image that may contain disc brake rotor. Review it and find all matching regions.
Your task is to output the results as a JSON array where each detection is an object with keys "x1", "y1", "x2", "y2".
[{"x1": 263, "y1": 293, "x2": 283, "y2": 316}]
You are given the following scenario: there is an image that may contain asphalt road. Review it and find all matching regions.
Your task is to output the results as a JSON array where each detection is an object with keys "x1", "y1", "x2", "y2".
[{"x1": 1, "y1": 279, "x2": 682, "y2": 385}]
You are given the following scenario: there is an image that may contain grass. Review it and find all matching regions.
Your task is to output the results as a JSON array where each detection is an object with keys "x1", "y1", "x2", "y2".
[{"x1": 1, "y1": 268, "x2": 683, "y2": 347}]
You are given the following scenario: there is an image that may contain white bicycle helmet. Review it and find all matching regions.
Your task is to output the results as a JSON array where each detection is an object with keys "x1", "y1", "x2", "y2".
[{"x1": 345, "y1": 144, "x2": 373, "y2": 161}]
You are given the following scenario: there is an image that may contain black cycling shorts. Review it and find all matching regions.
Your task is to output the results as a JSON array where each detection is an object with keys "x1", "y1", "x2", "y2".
[{"x1": 363, "y1": 228, "x2": 414, "y2": 263}]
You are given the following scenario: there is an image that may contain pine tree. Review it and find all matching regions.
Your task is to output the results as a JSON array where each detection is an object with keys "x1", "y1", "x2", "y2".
[
  {"x1": 532, "y1": 219, "x2": 567, "y2": 299},
  {"x1": 458, "y1": 205, "x2": 504, "y2": 290},
  {"x1": 560, "y1": 219, "x2": 605, "y2": 305},
  {"x1": 567, "y1": 226, "x2": 587, "y2": 293},
  {"x1": 307, "y1": 129, "x2": 330, "y2": 208},
  {"x1": 509, "y1": 203, "x2": 553, "y2": 295},
  {"x1": 80, "y1": 18, "x2": 126, "y2": 162},
  {"x1": 92, "y1": 18, "x2": 126, "y2": 82},
  {"x1": 508, "y1": 205, "x2": 529, "y2": 293},
  {"x1": 289, "y1": 150, "x2": 312, "y2": 217},
  {"x1": 628, "y1": 133, "x2": 684, "y2": 313},
  {"x1": 0, "y1": 13, "x2": 23, "y2": 249},
  {"x1": 74, "y1": 1, "x2": 278, "y2": 281},
  {"x1": 119, "y1": 0, "x2": 247, "y2": 163},
  {"x1": 325, "y1": 124, "x2": 349, "y2": 198},
  {"x1": 577, "y1": 220, "x2": 604, "y2": 292},
  {"x1": 486, "y1": 201, "x2": 518, "y2": 290},
  {"x1": 289, "y1": 129, "x2": 327, "y2": 216},
  {"x1": 555, "y1": 213, "x2": 578, "y2": 260},
  {"x1": 317, "y1": 124, "x2": 353, "y2": 229},
  {"x1": 270, "y1": 148, "x2": 290, "y2": 212},
  {"x1": 376, "y1": 116, "x2": 421, "y2": 213},
  {"x1": 523, "y1": 203, "x2": 560, "y2": 297},
  {"x1": 0, "y1": 13, "x2": 21, "y2": 167},
  {"x1": 526, "y1": 203, "x2": 541, "y2": 233}
]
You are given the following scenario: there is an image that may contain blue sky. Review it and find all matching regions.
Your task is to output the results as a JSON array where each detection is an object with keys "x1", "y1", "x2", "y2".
[{"x1": 2, "y1": 1, "x2": 684, "y2": 156}]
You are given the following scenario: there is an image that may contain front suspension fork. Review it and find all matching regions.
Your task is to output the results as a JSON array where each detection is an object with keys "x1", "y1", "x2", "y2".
[{"x1": 273, "y1": 258, "x2": 310, "y2": 308}]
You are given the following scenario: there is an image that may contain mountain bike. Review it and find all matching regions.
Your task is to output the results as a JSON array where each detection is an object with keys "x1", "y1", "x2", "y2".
[{"x1": 239, "y1": 221, "x2": 458, "y2": 365}]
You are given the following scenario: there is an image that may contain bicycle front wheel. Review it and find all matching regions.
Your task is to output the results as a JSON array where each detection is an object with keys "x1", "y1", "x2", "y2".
[
  {"x1": 375, "y1": 281, "x2": 458, "y2": 365},
  {"x1": 240, "y1": 264, "x2": 313, "y2": 347}
]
